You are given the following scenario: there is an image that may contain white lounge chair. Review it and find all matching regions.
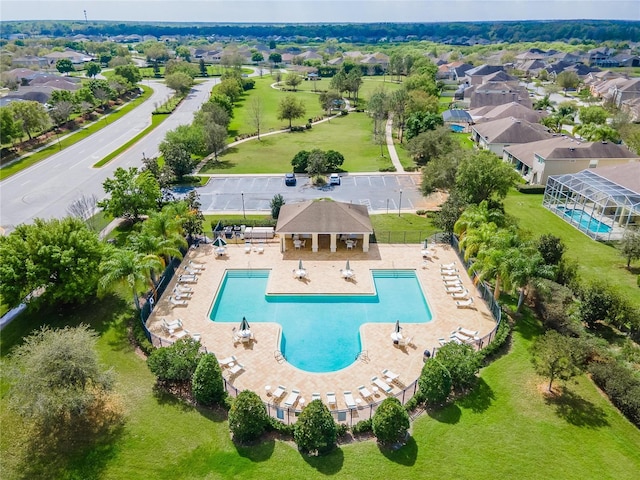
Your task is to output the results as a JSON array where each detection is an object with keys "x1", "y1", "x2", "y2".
[
  {"x1": 174, "y1": 284, "x2": 194, "y2": 294},
  {"x1": 183, "y1": 266, "x2": 202, "y2": 276},
  {"x1": 445, "y1": 285, "x2": 465, "y2": 293},
  {"x1": 272, "y1": 385, "x2": 287, "y2": 401},
  {"x1": 344, "y1": 391, "x2": 357, "y2": 409},
  {"x1": 311, "y1": 392, "x2": 321, "y2": 402},
  {"x1": 244, "y1": 242, "x2": 252, "y2": 253},
  {"x1": 172, "y1": 289, "x2": 192, "y2": 299},
  {"x1": 326, "y1": 392, "x2": 337, "y2": 407},
  {"x1": 441, "y1": 262, "x2": 456, "y2": 269},
  {"x1": 228, "y1": 363, "x2": 245, "y2": 376},
  {"x1": 382, "y1": 369, "x2": 400, "y2": 383},
  {"x1": 219, "y1": 355, "x2": 237, "y2": 367},
  {"x1": 172, "y1": 329, "x2": 188, "y2": 340},
  {"x1": 255, "y1": 244, "x2": 265, "y2": 254},
  {"x1": 169, "y1": 296, "x2": 188, "y2": 307},
  {"x1": 162, "y1": 318, "x2": 183, "y2": 331},
  {"x1": 398, "y1": 336, "x2": 413, "y2": 348},
  {"x1": 444, "y1": 279, "x2": 463, "y2": 286},
  {"x1": 215, "y1": 247, "x2": 227, "y2": 257},
  {"x1": 448, "y1": 334, "x2": 464, "y2": 344},
  {"x1": 458, "y1": 327, "x2": 479, "y2": 339},
  {"x1": 357, "y1": 385, "x2": 373, "y2": 400},
  {"x1": 184, "y1": 329, "x2": 201, "y2": 342},
  {"x1": 293, "y1": 268, "x2": 308, "y2": 279},
  {"x1": 178, "y1": 274, "x2": 198, "y2": 283},
  {"x1": 451, "y1": 289, "x2": 470, "y2": 299},
  {"x1": 284, "y1": 389, "x2": 300, "y2": 407},
  {"x1": 442, "y1": 275, "x2": 460, "y2": 281},
  {"x1": 441, "y1": 268, "x2": 458, "y2": 275},
  {"x1": 456, "y1": 298, "x2": 475, "y2": 308},
  {"x1": 371, "y1": 376, "x2": 393, "y2": 394},
  {"x1": 451, "y1": 331, "x2": 474, "y2": 344},
  {"x1": 189, "y1": 260, "x2": 205, "y2": 268},
  {"x1": 438, "y1": 337, "x2": 449, "y2": 346}
]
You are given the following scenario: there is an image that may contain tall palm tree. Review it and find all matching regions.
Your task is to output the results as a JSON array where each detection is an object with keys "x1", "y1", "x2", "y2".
[
  {"x1": 98, "y1": 247, "x2": 163, "y2": 309},
  {"x1": 469, "y1": 227, "x2": 521, "y2": 298},
  {"x1": 453, "y1": 200, "x2": 505, "y2": 241},
  {"x1": 129, "y1": 231, "x2": 183, "y2": 284},
  {"x1": 505, "y1": 246, "x2": 555, "y2": 314},
  {"x1": 142, "y1": 210, "x2": 187, "y2": 264},
  {"x1": 459, "y1": 222, "x2": 499, "y2": 262}
]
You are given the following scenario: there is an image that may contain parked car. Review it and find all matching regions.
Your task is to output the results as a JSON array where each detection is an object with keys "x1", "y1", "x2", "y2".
[
  {"x1": 329, "y1": 173, "x2": 341, "y2": 185},
  {"x1": 285, "y1": 173, "x2": 296, "y2": 186}
]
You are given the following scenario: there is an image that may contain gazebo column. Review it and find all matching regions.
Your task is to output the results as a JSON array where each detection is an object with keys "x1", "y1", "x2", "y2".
[
  {"x1": 330, "y1": 234, "x2": 337, "y2": 253},
  {"x1": 362, "y1": 234, "x2": 370, "y2": 253},
  {"x1": 280, "y1": 235, "x2": 286, "y2": 253},
  {"x1": 312, "y1": 233, "x2": 319, "y2": 252}
]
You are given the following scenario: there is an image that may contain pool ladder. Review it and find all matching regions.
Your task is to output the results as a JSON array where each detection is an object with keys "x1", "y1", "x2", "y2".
[
  {"x1": 274, "y1": 350, "x2": 286, "y2": 364},
  {"x1": 355, "y1": 350, "x2": 369, "y2": 363}
]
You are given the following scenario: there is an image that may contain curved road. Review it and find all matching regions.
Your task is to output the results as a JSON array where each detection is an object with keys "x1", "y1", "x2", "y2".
[{"x1": 0, "y1": 78, "x2": 219, "y2": 232}]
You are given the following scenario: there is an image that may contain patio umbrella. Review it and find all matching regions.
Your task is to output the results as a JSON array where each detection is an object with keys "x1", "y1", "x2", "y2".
[
  {"x1": 239, "y1": 316, "x2": 250, "y2": 331},
  {"x1": 423, "y1": 239, "x2": 428, "y2": 249},
  {"x1": 298, "y1": 259, "x2": 304, "y2": 270},
  {"x1": 212, "y1": 236, "x2": 227, "y2": 247},
  {"x1": 345, "y1": 260, "x2": 351, "y2": 271},
  {"x1": 394, "y1": 320, "x2": 401, "y2": 334}
]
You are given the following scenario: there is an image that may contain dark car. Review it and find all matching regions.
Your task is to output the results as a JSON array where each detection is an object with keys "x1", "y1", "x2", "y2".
[{"x1": 285, "y1": 173, "x2": 296, "y2": 186}]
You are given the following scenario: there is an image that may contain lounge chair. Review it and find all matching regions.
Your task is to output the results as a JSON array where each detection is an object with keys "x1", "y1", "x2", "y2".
[
  {"x1": 382, "y1": 369, "x2": 400, "y2": 383},
  {"x1": 344, "y1": 391, "x2": 357, "y2": 409},
  {"x1": 293, "y1": 268, "x2": 308, "y2": 279},
  {"x1": 448, "y1": 335, "x2": 464, "y2": 344},
  {"x1": 326, "y1": 392, "x2": 337, "y2": 407},
  {"x1": 456, "y1": 298, "x2": 475, "y2": 308},
  {"x1": 272, "y1": 385, "x2": 287, "y2": 401},
  {"x1": 451, "y1": 331, "x2": 474, "y2": 344},
  {"x1": 169, "y1": 296, "x2": 188, "y2": 307},
  {"x1": 311, "y1": 392, "x2": 321, "y2": 402},
  {"x1": 441, "y1": 268, "x2": 458, "y2": 275},
  {"x1": 442, "y1": 275, "x2": 460, "y2": 281},
  {"x1": 162, "y1": 318, "x2": 183, "y2": 331},
  {"x1": 183, "y1": 266, "x2": 202, "y2": 276},
  {"x1": 189, "y1": 260, "x2": 205, "y2": 268},
  {"x1": 184, "y1": 329, "x2": 201, "y2": 342},
  {"x1": 371, "y1": 376, "x2": 393, "y2": 394},
  {"x1": 215, "y1": 247, "x2": 227, "y2": 257},
  {"x1": 438, "y1": 337, "x2": 449, "y2": 346},
  {"x1": 458, "y1": 327, "x2": 479, "y2": 339},
  {"x1": 284, "y1": 389, "x2": 300, "y2": 407},
  {"x1": 255, "y1": 244, "x2": 265, "y2": 254},
  {"x1": 445, "y1": 285, "x2": 464, "y2": 293},
  {"x1": 441, "y1": 262, "x2": 456, "y2": 269},
  {"x1": 172, "y1": 290, "x2": 192, "y2": 299},
  {"x1": 174, "y1": 284, "x2": 194, "y2": 294},
  {"x1": 444, "y1": 279, "x2": 463, "y2": 286},
  {"x1": 172, "y1": 329, "x2": 188, "y2": 340},
  {"x1": 451, "y1": 289, "x2": 470, "y2": 299},
  {"x1": 357, "y1": 385, "x2": 373, "y2": 400},
  {"x1": 228, "y1": 363, "x2": 245, "y2": 376},
  {"x1": 219, "y1": 355, "x2": 237, "y2": 367},
  {"x1": 244, "y1": 242, "x2": 252, "y2": 253},
  {"x1": 178, "y1": 274, "x2": 198, "y2": 283}
]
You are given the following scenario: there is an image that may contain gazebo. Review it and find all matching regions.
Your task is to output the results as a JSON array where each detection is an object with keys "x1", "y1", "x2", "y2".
[{"x1": 275, "y1": 199, "x2": 373, "y2": 253}]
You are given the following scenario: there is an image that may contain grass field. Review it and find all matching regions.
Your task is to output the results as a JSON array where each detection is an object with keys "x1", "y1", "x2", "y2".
[
  {"x1": 503, "y1": 190, "x2": 639, "y2": 306},
  {"x1": 200, "y1": 112, "x2": 393, "y2": 174},
  {"x1": 1, "y1": 293, "x2": 639, "y2": 479}
]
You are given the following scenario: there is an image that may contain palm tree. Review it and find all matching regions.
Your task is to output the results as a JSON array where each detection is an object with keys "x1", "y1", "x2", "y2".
[
  {"x1": 129, "y1": 231, "x2": 183, "y2": 284},
  {"x1": 459, "y1": 222, "x2": 499, "y2": 262},
  {"x1": 98, "y1": 247, "x2": 163, "y2": 309},
  {"x1": 469, "y1": 227, "x2": 521, "y2": 298},
  {"x1": 142, "y1": 209, "x2": 187, "y2": 263},
  {"x1": 504, "y1": 246, "x2": 555, "y2": 314},
  {"x1": 453, "y1": 201, "x2": 505, "y2": 242}
]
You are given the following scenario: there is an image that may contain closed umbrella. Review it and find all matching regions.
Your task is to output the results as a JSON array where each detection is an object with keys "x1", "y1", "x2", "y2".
[
  {"x1": 345, "y1": 260, "x2": 351, "y2": 271},
  {"x1": 213, "y1": 236, "x2": 227, "y2": 247},
  {"x1": 394, "y1": 319, "x2": 401, "y2": 334},
  {"x1": 239, "y1": 316, "x2": 250, "y2": 331},
  {"x1": 298, "y1": 259, "x2": 303, "y2": 270},
  {"x1": 423, "y1": 239, "x2": 428, "y2": 249}
]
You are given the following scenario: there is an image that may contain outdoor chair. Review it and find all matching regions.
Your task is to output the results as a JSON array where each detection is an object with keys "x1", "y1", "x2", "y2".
[
  {"x1": 357, "y1": 385, "x2": 373, "y2": 400},
  {"x1": 371, "y1": 376, "x2": 393, "y2": 394},
  {"x1": 284, "y1": 389, "x2": 300, "y2": 408},
  {"x1": 451, "y1": 289, "x2": 470, "y2": 299},
  {"x1": 169, "y1": 296, "x2": 188, "y2": 307},
  {"x1": 228, "y1": 363, "x2": 245, "y2": 376},
  {"x1": 272, "y1": 385, "x2": 287, "y2": 401},
  {"x1": 326, "y1": 392, "x2": 337, "y2": 407},
  {"x1": 456, "y1": 298, "x2": 475, "y2": 308},
  {"x1": 344, "y1": 391, "x2": 357, "y2": 409}
]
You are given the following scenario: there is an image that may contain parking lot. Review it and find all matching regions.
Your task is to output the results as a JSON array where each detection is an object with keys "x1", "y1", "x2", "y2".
[{"x1": 186, "y1": 174, "x2": 428, "y2": 214}]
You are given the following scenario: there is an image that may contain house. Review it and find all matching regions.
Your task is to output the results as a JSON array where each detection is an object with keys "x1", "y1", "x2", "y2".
[
  {"x1": 466, "y1": 81, "x2": 533, "y2": 109},
  {"x1": 43, "y1": 50, "x2": 93, "y2": 68},
  {"x1": 10, "y1": 55, "x2": 49, "y2": 69},
  {"x1": 471, "y1": 117, "x2": 553, "y2": 156},
  {"x1": 451, "y1": 63, "x2": 474, "y2": 82},
  {"x1": 503, "y1": 136, "x2": 640, "y2": 185},
  {"x1": 543, "y1": 163, "x2": 640, "y2": 241},
  {"x1": 610, "y1": 78, "x2": 640, "y2": 108},
  {"x1": 621, "y1": 97, "x2": 640, "y2": 122},
  {"x1": 515, "y1": 59, "x2": 547, "y2": 76},
  {"x1": 461, "y1": 64, "x2": 504, "y2": 85},
  {"x1": 470, "y1": 102, "x2": 546, "y2": 124}
]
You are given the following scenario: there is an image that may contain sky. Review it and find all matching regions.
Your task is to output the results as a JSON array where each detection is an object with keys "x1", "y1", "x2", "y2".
[{"x1": 2, "y1": 0, "x2": 639, "y2": 23}]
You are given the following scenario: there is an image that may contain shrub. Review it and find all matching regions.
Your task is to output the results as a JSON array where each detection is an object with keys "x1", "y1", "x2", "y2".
[
  {"x1": 516, "y1": 184, "x2": 546, "y2": 194},
  {"x1": 146, "y1": 337, "x2": 202, "y2": 383},
  {"x1": 435, "y1": 342, "x2": 480, "y2": 391},
  {"x1": 268, "y1": 416, "x2": 295, "y2": 437},
  {"x1": 372, "y1": 397, "x2": 410, "y2": 445},
  {"x1": 294, "y1": 399, "x2": 337, "y2": 455},
  {"x1": 418, "y1": 359, "x2": 452, "y2": 405},
  {"x1": 589, "y1": 361, "x2": 640, "y2": 427},
  {"x1": 131, "y1": 317, "x2": 153, "y2": 355},
  {"x1": 352, "y1": 418, "x2": 372, "y2": 434},
  {"x1": 415, "y1": 209, "x2": 427, "y2": 216},
  {"x1": 191, "y1": 353, "x2": 225, "y2": 406},
  {"x1": 476, "y1": 318, "x2": 512, "y2": 363},
  {"x1": 531, "y1": 279, "x2": 584, "y2": 337},
  {"x1": 336, "y1": 423, "x2": 349, "y2": 438},
  {"x1": 228, "y1": 390, "x2": 270, "y2": 443},
  {"x1": 537, "y1": 234, "x2": 566, "y2": 266}
]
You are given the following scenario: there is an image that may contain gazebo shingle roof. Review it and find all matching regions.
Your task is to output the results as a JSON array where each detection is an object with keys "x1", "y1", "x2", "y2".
[{"x1": 275, "y1": 199, "x2": 372, "y2": 234}]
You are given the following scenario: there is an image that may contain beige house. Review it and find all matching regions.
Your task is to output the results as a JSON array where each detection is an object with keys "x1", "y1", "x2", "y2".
[
  {"x1": 275, "y1": 199, "x2": 373, "y2": 253},
  {"x1": 503, "y1": 136, "x2": 640, "y2": 185},
  {"x1": 471, "y1": 117, "x2": 553, "y2": 156}
]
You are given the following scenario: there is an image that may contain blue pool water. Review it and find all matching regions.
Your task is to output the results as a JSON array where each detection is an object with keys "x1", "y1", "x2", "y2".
[
  {"x1": 560, "y1": 208, "x2": 612, "y2": 234},
  {"x1": 209, "y1": 270, "x2": 432, "y2": 373},
  {"x1": 450, "y1": 124, "x2": 465, "y2": 133}
]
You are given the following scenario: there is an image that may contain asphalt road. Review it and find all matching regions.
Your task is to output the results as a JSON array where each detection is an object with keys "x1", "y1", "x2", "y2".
[
  {"x1": 175, "y1": 173, "x2": 427, "y2": 215},
  {"x1": 0, "y1": 78, "x2": 219, "y2": 232}
]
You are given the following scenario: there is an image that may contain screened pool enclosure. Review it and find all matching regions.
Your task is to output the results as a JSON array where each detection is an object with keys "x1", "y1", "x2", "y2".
[{"x1": 543, "y1": 169, "x2": 640, "y2": 241}]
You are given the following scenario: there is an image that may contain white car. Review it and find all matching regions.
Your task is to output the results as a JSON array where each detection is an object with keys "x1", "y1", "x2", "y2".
[{"x1": 329, "y1": 173, "x2": 341, "y2": 185}]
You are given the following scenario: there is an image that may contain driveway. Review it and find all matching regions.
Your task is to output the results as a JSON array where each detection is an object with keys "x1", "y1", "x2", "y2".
[{"x1": 179, "y1": 173, "x2": 428, "y2": 214}]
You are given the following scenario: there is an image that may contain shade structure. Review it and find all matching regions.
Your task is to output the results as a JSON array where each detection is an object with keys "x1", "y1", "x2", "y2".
[
  {"x1": 239, "y1": 316, "x2": 250, "y2": 331},
  {"x1": 212, "y1": 236, "x2": 227, "y2": 247},
  {"x1": 394, "y1": 319, "x2": 401, "y2": 334},
  {"x1": 298, "y1": 259, "x2": 303, "y2": 270},
  {"x1": 345, "y1": 260, "x2": 351, "y2": 271}
]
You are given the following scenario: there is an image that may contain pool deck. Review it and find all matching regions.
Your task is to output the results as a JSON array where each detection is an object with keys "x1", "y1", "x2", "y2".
[{"x1": 147, "y1": 241, "x2": 496, "y2": 411}]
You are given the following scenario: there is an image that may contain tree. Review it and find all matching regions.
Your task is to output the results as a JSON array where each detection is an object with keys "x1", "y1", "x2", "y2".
[
  {"x1": 203, "y1": 122, "x2": 227, "y2": 161},
  {"x1": 319, "y1": 90, "x2": 342, "y2": 116},
  {"x1": 409, "y1": 126, "x2": 458, "y2": 167},
  {"x1": 620, "y1": 228, "x2": 640, "y2": 269},
  {"x1": 325, "y1": 150, "x2": 345, "y2": 171},
  {"x1": 434, "y1": 342, "x2": 479, "y2": 391},
  {"x1": 9, "y1": 100, "x2": 50, "y2": 140},
  {"x1": 389, "y1": 88, "x2": 409, "y2": 142},
  {"x1": 270, "y1": 193, "x2": 285, "y2": 219},
  {"x1": 433, "y1": 192, "x2": 468, "y2": 234},
  {"x1": 418, "y1": 359, "x2": 452, "y2": 405},
  {"x1": 405, "y1": 111, "x2": 444, "y2": 140},
  {"x1": 578, "y1": 105, "x2": 608, "y2": 125},
  {"x1": 556, "y1": 71, "x2": 580, "y2": 91},
  {"x1": 371, "y1": 397, "x2": 410, "y2": 445},
  {"x1": 160, "y1": 141, "x2": 195, "y2": 181},
  {"x1": 533, "y1": 330, "x2": 585, "y2": 392},
  {"x1": 209, "y1": 93, "x2": 234, "y2": 118},
  {"x1": 248, "y1": 97, "x2": 264, "y2": 139},
  {"x1": 85, "y1": 61, "x2": 101, "y2": 78},
  {"x1": 251, "y1": 51, "x2": 264, "y2": 63},
  {"x1": 98, "y1": 167, "x2": 162, "y2": 221},
  {"x1": 537, "y1": 234, "x2": 566, "y2": 266},
  {"x1": 367, "y1": 88, "x2": 389, "y2": 137},
  {"x1": 572, "y1": 123, "x2": 620, "y2": 143},
  {"x1": 114, "y1": 64, "x2": 142, "y2": 85},
  {"x1": 278, "y1": 95, "x2": 306, "y2": 129},
  {"x1": 55, "y1": 58, "x2": 74, "y2": 75},
  {"x1": 228, "y1": 390, "x2": 270, "y2": 444},
  {"x1": 268, "y1": 52, "x2": 282, "y2": 65},
  {"x1": 8, "y1": 325, "x2": 118, "y2": 432},
  {"x1": 49, "y1": 100, "x2": 74, "y2": 126},
  {"x1": 165, "y1": 72, "x2": 193, "y2": 95},
  {"x1": 291, "y1": 150, "x2": 310, "y2": 173},
  {"x1": 285, "y1": 72, "x2": 302, "y2": 91},
  {"x1": 146, "y1": 338, "x2": 202, "y2": 388},
  {"x1": 329, "y1": 69, "x2": 348, "y2": 94},
  {"x1": 163, "y1": 124, "x2": 206, "y2": 157},
  {"x1": 217, "y1": 78, "x2": 243, "y2": 103},
  {"x1": 505, "y1": 246, "x2": 554, "y2": 313},
  {"x1": 455, "y1": 150, "x2": 520, "y2": 204},
  {"x1": 294, "y1": 399, "x2": 337, "y2": 455},
  {"x1": 199, "y1": 58, "x2": 207, "y2": 76},
  {"x1": 67, "y1": 193, "x2": 100, "y2": 231},
  {"x1": 306, "y1": 149, "x2": 328, "y2": 176},
  {"x1": 0, "y1": 217, "x2": 104, "y2": 309},
  {"x1": 196, "y1": 102, "x2": 231, "y2": 129},
  {"x1": 346, "y1": 68, "x2": 363, "y2": 101},
  {"x1": 0, "y1": 106, "x2": 23, "y2": 145},
  {"x1": 191, "y1": 353, "x2": 225, "y2": 406}
]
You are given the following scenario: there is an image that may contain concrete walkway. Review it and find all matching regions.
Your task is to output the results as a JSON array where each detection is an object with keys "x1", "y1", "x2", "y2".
[{"x1": 385, "y1": 114, "x2": 404, "y2": 173}]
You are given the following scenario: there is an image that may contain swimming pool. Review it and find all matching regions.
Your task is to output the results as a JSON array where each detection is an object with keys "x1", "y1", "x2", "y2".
[
  {"x1": 450, "y1": 124, "x2": 465, "y2": 133},
  {"x1": 559, "y1": 208, "x2": 612, "y2": 234},
  {"x1": 209, "y1": 270, "x2": 432, "y2": 373}
]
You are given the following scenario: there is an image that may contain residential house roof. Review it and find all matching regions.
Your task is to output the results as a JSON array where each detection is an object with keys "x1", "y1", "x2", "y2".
[
  {"x1": 481, "y1": 70, "x2": 519, "y2": 84},
  {"x1": 472, "y1": 117, "x2": 552, "y2": 145},
  {"x1": 275, "y1": 199, "x2": 373, "y2": 234},
  {"x1": 471, "y1": 102, "x2": 546, "y2": 124},
  {"x1": 593, "y1": 162, "x2": 640, "y2": 195},
  {"x1": 467, "y1": 82, "x2": 532, "y2": 109}
]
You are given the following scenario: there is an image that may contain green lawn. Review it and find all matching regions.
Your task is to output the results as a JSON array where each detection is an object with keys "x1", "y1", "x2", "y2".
[
  {"x1": 200, "y1": 112, "x2": 392, "y2": 174},
  {"x1": 2, "y1": 295, "x2": 639, "y2": 479},
  {"x1": 503, "y1": 190, "x2": 639, "y2": 306}
]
